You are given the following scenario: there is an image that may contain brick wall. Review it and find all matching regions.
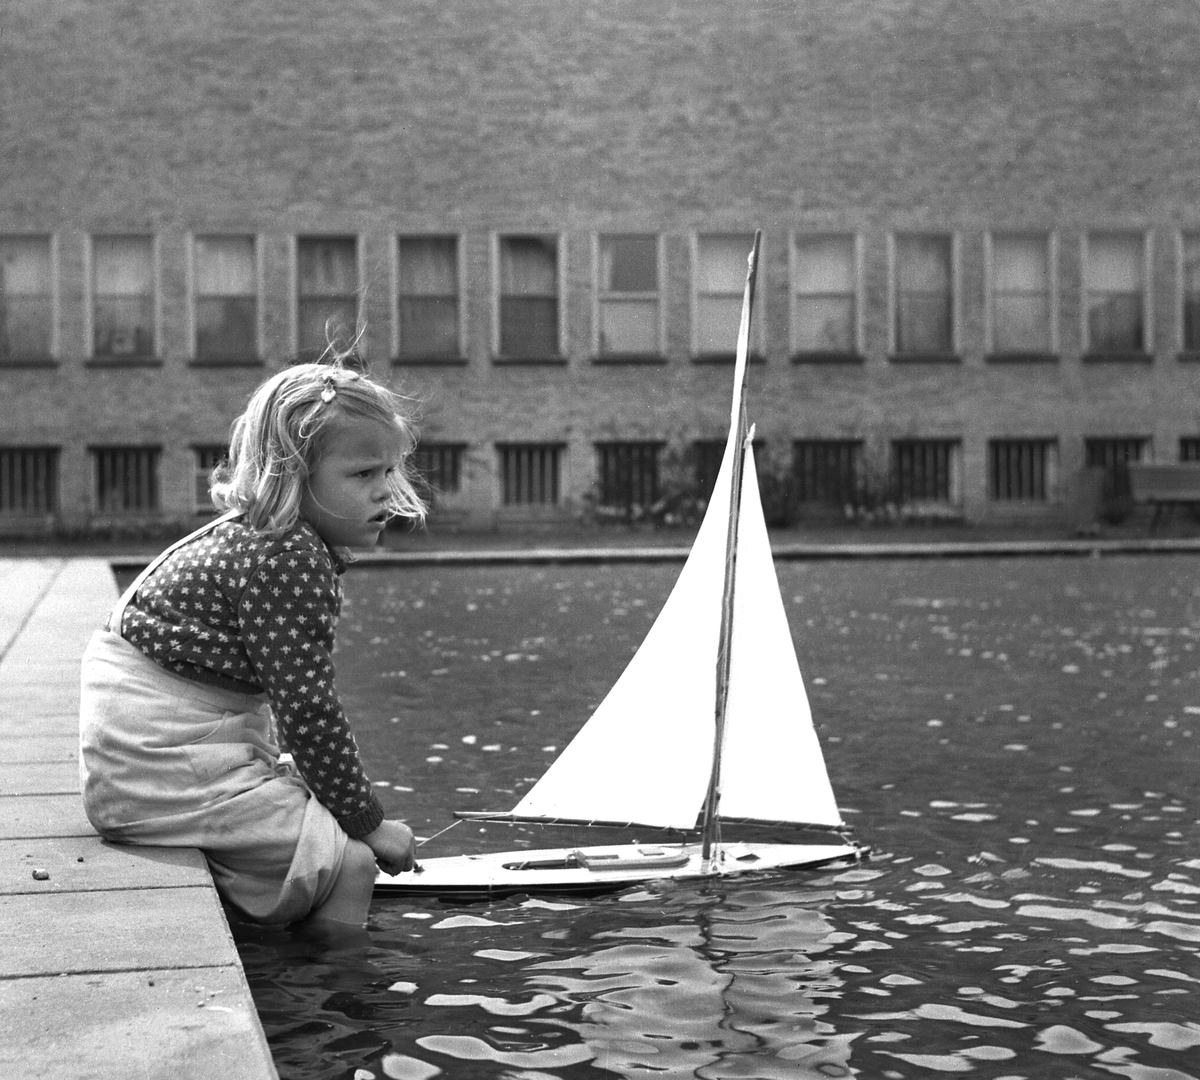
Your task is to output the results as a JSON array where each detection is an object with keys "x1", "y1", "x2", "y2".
[{"x1": 2, "y1": 0, "x2": 1200, "y2": 529}]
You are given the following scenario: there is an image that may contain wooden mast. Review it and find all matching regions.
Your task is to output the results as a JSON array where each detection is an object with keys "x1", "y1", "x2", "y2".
[{"x1": 700, "y1": 230, "x2": 761, "y2": 864}]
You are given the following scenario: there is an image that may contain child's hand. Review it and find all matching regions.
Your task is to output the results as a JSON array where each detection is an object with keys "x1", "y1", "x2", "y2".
[{"x1": 363, "y1": 819, "x2": 416, "y2": 874}]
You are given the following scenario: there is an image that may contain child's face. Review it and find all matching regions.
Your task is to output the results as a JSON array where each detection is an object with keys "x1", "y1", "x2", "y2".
[{"x1": 300, "y1": 414, "x2": 405, "y2": 549}]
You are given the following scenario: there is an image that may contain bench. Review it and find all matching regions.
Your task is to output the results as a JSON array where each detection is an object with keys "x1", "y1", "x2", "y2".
[{"x1": 1127, "y1": 463, "x2": 1200, "y2": 532}]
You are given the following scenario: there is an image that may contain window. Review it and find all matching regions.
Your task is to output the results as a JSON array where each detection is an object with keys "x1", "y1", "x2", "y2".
[
  {"x1": 597, "y1": 234, "x2": 659, "y2": 357},
  {"x1": 194, "y1": 236, "x2": 257, "y2": 362},
  {"x1": 298, "y1": 237, "x2": 358, "y2": 359},
  {"x1": 792, "y1": 440, "x2": 864, "y2": 506},
  {"x1": 893, "y1": 234, "x2": 953, "y2": 356},
  {"x1": 398, "y1": 236, "x2": 460, "y2": 359},
  {"x1": 92, "y1": 236, "x2": 154, "y2": 359},
  {"x1": 693, "y1": 440, "x2": 726, "y2": 502},
  {"x1": 988, "y1": 439, "x2": 1057, "y2": 501},
  {"x1": 413, "y1": 442, "x2": 466, "y2": 506},
  {"x1": 793, "y1": 234, "x2": 857, "y2": 357},
  {"x1": 595, "y1": 442, "x2": 662, "y2": 514},
  {"x1": 1181, "y1": 437, "x2": 1200, "y2": 462},
  {"x1": 498, "y1": 443, "x2": 563, "y2": 505},
  {"x1": 498, "y1": 235, "x2": 559, "y2": 358},
  {"x1": 692, "y1": 438, "x2": 766, "y2": 503},
  {"x1": 0, "y1": 237, "x2": 52, "y2": 361},
  {"x1": 695, "y1": 233, "x2": 756, "y2": 357},
  {"x1": 891, "y1": 439, "x2": 961, "y2": 505},
  {"x1": 193, "y1": 445, "x2": 227, "y2": 514},
  {"x1": 990, "y1": 233, "x2": 1051, "y2": 356},
  {"x1": 0, "y1": 447, "x2": 58, "y2": 516},
  {"x1": 1181, "y1": 233, "x2": 1200, "y2": 353},
  {"x1": 1085, "y1": 232, "x2": 1145, "y2": 354},
  {"x1": 92, "y1": 446, "x2": 160, "y2": 514},
  {"x1": 1085, "y1": 436, "x2": 1147, "y2": 500}
]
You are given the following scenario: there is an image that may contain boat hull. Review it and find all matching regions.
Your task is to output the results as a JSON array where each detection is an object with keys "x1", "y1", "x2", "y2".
[{"x1": 374, "y1": 840, "x2": 864, "y2": 899}]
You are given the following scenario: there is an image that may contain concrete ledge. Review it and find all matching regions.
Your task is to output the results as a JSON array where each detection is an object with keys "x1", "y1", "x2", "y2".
[{"x1": 0, "y1": 558, "x2": 278, "y2": 1080}]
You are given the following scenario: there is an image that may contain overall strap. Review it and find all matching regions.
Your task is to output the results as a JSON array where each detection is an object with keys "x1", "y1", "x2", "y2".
[{"x1": 106, "y1": 509, "x2": 242, "y2": 634}]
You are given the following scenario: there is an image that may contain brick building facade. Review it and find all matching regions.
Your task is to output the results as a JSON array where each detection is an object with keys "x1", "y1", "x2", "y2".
[{"x1": 3, "y1": 0, "x2": 1200, "y2": 532}]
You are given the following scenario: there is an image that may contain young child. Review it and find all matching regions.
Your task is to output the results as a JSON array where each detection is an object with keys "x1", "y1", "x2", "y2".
[{"x1": 79, "y1": 358, "x2": 426, "y2": 929}]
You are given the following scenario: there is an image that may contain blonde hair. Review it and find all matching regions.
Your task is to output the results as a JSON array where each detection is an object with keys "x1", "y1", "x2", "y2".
[{"x1": 210, "y1": 358, "x2": 427, "y2": 535}]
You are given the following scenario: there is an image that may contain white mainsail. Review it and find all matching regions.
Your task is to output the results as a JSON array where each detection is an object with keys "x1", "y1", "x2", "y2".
[
  {"x1": 511, "y1": 231, "x2": 841, "y2": 834},
  {"x1": 510, "y1": 410, "x2": 842, "y2": 832}
]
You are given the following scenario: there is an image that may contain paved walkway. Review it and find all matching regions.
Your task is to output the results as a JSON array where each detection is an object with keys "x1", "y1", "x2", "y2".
[{"x1": 0, "y1": 559, "x2": 277, "y2": 1080}]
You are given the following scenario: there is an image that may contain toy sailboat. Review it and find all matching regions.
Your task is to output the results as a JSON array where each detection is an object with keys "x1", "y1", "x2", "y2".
[{"x1": 376, "y1": 231, "x2": 865, "y2": 898}]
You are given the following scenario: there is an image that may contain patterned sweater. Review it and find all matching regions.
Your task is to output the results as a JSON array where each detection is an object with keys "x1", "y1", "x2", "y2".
[{"x1": 121, "y1": 517, "x2": 385, "y2": 839}]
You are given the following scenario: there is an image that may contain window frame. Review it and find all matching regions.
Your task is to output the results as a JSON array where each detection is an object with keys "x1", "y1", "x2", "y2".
[
  {"x1": 985, "y1": 231, "x2": 1058, "y2": 362},
  {"x1": 1177, "y1": 230, "x2": 1200, "y2": 360},
  {"x1": 692, "y1": 232, "x2": 765, "y2": 361},
  {"x1": 789, "y1": 232, "x2": 863, "y2": 362},
  {"x1": 394, "y1": 234, "x2": 466, "y2": 364},
  {"x1": 87, "y1": 234, "x2": 159, "y2": 364},
  {"x1": 492, "y1": 233, "x2": 565, "y2": 363},
  {"x1": 0, "y1": 234, "x2": 57, "y2": 365},
  {"x1": 593, "y1": 233, "x2": 664, "y2": 362},
  {"x1": 888, "y1": 232, "x2": 960, "y2": 362},
  {"x1": 189, "y1": 234, "x2": 262, "y2": 366},
  {"x1": 1081, "y1": 230, "x2": 1152, "y2": 361},
  {"x1": 293, "y1": 234, "x2": 362, "y2": 362}
]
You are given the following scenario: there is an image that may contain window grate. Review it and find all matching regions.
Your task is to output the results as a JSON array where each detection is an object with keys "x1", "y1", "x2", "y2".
[
  {"x1": 498, "y1": 444, "x2": 562, "y2": 506},
  {"x1": 413, "y1": 443, "x2": 466, "y2": 503},
  {"x1": 92, "y1": 446, "x2": 160, "y2": 514},
  {"x1": 193, "y1": 445, "x2": 228, "y2": 513},
  {"x1": 595, "y1": 442, "x2": 662, "y2": 512},
  {"x1": 792, "y1": 441, "x2": 863, "y2": 505},
  {"x1": 0, "y1": 447, "x2": 58, "y2": 515},
  {"x1": 1085, "y1": 437, "x2": 1147, "y2": 499},
  {"x1": 891, "y1": 439, "x2": 959, "y2": 504},
  {"x1": 989, "y1": 440, "x2": 1056, "y2": 501}
]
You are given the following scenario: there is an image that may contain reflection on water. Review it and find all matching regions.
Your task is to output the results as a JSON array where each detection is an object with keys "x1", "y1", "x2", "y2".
[{"x1": 234, "y1": 556, "x2": 1200, "y2": 1079}]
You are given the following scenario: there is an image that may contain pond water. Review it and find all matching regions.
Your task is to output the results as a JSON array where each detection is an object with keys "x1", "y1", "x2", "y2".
[{"x1": 231, "y1": 555, "x2": 1200, "y2": 1080}]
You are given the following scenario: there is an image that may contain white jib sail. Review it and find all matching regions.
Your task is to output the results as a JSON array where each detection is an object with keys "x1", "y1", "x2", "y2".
[
  {"x1": 511, "y1": 436, "x2": 842, "y2": 831},
  {"x1": 719, "y1": 446, "x2": 842, "y2": 827}
]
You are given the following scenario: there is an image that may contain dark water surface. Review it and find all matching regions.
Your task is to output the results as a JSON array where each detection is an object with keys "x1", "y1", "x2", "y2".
[{"x1": 233, "y1": 555, "x2": 1200, "y2": 1079}]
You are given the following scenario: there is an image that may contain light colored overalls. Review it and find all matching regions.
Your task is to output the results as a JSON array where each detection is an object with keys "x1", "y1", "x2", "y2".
[{"x1": 79, "y1": 512, "x2": 347, "y2": 923}]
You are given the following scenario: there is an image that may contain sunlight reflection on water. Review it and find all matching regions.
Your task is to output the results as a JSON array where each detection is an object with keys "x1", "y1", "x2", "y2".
[{"x1": 234, "y1": 555, "x2": 1200, "y2": 1079}]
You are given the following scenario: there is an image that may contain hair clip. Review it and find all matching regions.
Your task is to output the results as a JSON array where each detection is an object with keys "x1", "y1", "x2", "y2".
[{"x1": 320, "y1": 373, "x2": 337, "y2": 404}]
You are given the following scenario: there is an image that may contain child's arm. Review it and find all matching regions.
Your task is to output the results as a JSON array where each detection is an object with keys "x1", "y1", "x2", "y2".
[{"x1": 239, "y1": 548, "x2": 387, "y2": 840}]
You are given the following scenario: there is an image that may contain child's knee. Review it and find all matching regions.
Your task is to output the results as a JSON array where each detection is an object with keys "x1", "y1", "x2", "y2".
[{"x1": 340, "y1": 839, "x2": 377, "y2": 889}]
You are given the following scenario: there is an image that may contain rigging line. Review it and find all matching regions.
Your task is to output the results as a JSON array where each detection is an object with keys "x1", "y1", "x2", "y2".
[{"x1": 416, "y1": 818, "x2": 463, "y2": 847}]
